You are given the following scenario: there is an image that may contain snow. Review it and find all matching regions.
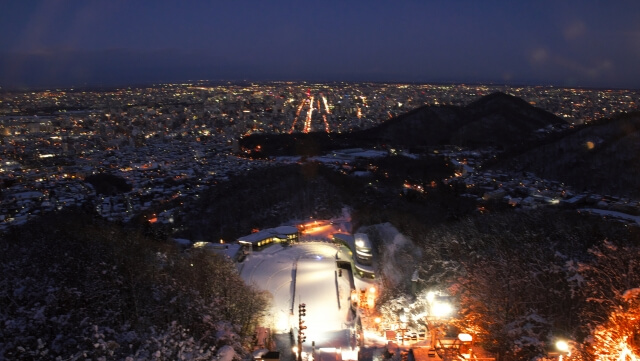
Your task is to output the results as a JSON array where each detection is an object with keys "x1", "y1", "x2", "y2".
[
  {"x1": 173, "y1": 238, "x2": 191, "y2": 247},
  {"x1": 240, "y1": 242, "x2": 355, "y2": 350},
  {"x1": 239, "y1": 209, "x2": 392, "y2": 354},
  {"x1": 217, "y1": 345, "x2": 236, "y2": 361},
  {"x1": 309, "y1": 149, "x2": 388, "y2": 164},
  {"x1": 363, "y1": 223, "x2": 419, "y2": 287},
  {"x1": 253, "y1": 348, "x2": 270, "y2": 358},
  {"x1": 296, "y1": 257, "x2": 341, "y2": 329},
  {"x1": 579, "y1": 208, "x2": 640, "y2": 225},
  {"x1": 399, "y1": 152, "x2": 420, "y2": 160}
]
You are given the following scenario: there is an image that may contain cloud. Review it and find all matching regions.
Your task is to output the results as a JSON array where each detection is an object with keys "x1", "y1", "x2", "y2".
[
  {"x1": 563, "y1": 20, "x2": 587, "y2": 41},
  {"x1": 529, "y1": 48, "x2": 549, "y2": 65},
  {"x1": 526, "y1": 44, "x2": 616, "y2": 86},
  {"x1": 629, "y1": 30, "x2": 640, "y2": 58}
]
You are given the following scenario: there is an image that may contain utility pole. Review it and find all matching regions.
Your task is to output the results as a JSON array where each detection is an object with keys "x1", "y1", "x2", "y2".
[{"x1": 297, "y1": 303, "x2": 306, "y2": 361}]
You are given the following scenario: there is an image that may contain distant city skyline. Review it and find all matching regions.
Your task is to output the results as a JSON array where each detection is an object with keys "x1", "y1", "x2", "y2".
[{"x1": 1, "y1": 0, "x2": 640, "y2": 90}]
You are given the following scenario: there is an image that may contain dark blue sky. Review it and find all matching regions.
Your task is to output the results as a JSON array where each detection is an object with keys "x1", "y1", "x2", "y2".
[{"x1": 1, "y1": 0, "x2": 639, "y2": 89}]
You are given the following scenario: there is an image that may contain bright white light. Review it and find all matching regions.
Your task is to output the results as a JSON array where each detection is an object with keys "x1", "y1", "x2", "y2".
[
  {"x1": 427, "y1": 291, "x2": 436, "y2": 303},
  {"x1": 556, "y1": 340, "x2": 569, "y2": 353},
  {"x1": 458, "y1": 333, "x2": 473, "y2": 342},
  {"x1": 341, "y1": 349, "x2": 358, "y2": 361},
  {"x1": 431, "y1": 302, "x2": 452, "y2": 317}
]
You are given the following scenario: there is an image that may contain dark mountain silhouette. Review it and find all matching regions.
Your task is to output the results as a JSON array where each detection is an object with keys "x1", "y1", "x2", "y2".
[
  {"x1": 360, "y1": 92, "x2": 566, "y2": 149},
  {"x1": 496, "y1": 111, "x2": 640, "y2": 197},
  {"x1": 239, "y1": 92, "x2": 567, "y2": 156}
]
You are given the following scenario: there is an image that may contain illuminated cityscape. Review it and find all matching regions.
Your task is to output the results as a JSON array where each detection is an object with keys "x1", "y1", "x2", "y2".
[
  {"x1": 2, "y1": 1, "x2": 640, "y2": 359},
  {"x1": 1, "y1": 82, "x2": 638, "y2": 230}
]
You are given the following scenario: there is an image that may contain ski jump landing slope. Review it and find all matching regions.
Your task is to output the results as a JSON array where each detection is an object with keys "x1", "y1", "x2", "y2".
[
  {"x1": 295, "y1": 254, "x2": 352, "y2": 349},
  {"x1": 239, "y1": 243, "x2": 353, "y2": 349}
]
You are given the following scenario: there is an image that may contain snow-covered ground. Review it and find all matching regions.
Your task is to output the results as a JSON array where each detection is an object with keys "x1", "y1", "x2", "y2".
[
  {"x1": 579, "y1": 207, "x2": 640, "y2": 225},
  {"x1": 239, "y1": 242, "x2": 355, "y2": 350},
  {"x1": 238, "y1": 210, "x2": 396, "y2": 357}
]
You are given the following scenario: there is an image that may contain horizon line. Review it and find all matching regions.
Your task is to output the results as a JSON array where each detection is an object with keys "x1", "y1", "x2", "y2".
[{"x1": 2, "y1": 78, "x2": 638, "y2": 92}]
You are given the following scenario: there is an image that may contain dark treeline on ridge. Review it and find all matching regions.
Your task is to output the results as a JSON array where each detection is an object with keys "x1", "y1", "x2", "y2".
[
  {"x1": 0, "y1": 209, "x2": 269, "y2": 360},
  {"x1": 172, "y1": 155, "x2": 462, "y2": 243}
]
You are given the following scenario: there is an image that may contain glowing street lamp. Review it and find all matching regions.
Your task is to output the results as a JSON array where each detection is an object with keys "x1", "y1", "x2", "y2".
[
  {"x1": 555, "y1": 340, "x2": 570, "y2": 361},
  {"x1": 367, "y1": 286, "x2": 377, "y2": 308},
  {"x1": 432, "y1": 301, "x2": 453, "y2": 318},
  {"x1": 426, "y1": 295, "x2": 453, "y2": 350},
  {"x1": 555, "y1": 341, "x2": 569, "y2": 352}
]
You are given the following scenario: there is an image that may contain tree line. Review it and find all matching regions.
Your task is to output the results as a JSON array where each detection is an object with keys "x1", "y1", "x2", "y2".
[
  {"x1": 372, "y1": 208, "x2": 640, "y2": 361},
  {"x1": 0, "y1": 209, "x2": 269, "y2": 360}
]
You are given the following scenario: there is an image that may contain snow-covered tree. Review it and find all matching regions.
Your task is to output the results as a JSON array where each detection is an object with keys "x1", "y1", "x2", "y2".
[
  {"x1": 577, "y1": 240, "x2": 640, "y2": 360},
  {"x1": 0, "y1": 209, "x2": 268, "y2": 361},
  {"x1": 403, "y1": 210, "x2": 604, "y2": 360}
]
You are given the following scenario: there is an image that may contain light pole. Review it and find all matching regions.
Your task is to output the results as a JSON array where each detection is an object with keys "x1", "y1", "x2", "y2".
[{"x1": 297, "y1": 303, "x2": 306, "y2": 361}]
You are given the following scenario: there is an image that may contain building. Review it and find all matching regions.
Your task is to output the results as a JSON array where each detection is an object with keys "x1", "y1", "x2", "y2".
[
  {"x1": 353, "y1": 233, "x2": 376, "y2": 279},
  {"x1": 354, "y1": 233, "x2": 373, "y2": 266},
  {"x1": 237, "y1": 226, "x2": 299, "y2": 251},
  {"x1": 191, "y1": 241, "x2": 244, "y2": 262},
  {"x1": 204, "y1": 242, "x2": 243, "y2": 262},
  {"x1": 332, "y1": 232, "x2": 376, "y2": 279}
]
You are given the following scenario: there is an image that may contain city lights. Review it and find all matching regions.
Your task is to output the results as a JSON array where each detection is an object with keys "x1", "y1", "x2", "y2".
[{"x1": 1, "y1": 80, "x2": 639, "y2": 361}]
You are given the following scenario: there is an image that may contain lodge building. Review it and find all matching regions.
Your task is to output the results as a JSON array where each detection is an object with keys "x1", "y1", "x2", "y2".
[{"x1": 237, "y1": 225, "x2": 299, "y2": 251}]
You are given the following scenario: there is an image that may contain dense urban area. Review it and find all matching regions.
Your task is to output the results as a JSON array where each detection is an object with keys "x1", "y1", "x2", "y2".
[{"x1": 1, "y1": 82, "x2": 639, "y2": 230}]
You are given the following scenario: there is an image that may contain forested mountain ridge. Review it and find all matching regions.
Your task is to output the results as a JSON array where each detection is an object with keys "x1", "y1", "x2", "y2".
[
  {"x1": 495, "y1": 111, "x2": 640, "y2": 197},
  {"x1": 0, "y1": 210, "x2": 268, "y2": 360},
  {"x1": 371, "y1": 208, "x2": 640, "y2": 361},
  {"x1": 360, "y1": 91, "x2": 567, "y2": 149}
]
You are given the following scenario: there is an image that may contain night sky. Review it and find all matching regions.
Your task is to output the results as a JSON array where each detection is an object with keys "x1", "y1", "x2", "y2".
[{"x1": 1, "y1": 0, "x2": 639, "y2": 89}]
